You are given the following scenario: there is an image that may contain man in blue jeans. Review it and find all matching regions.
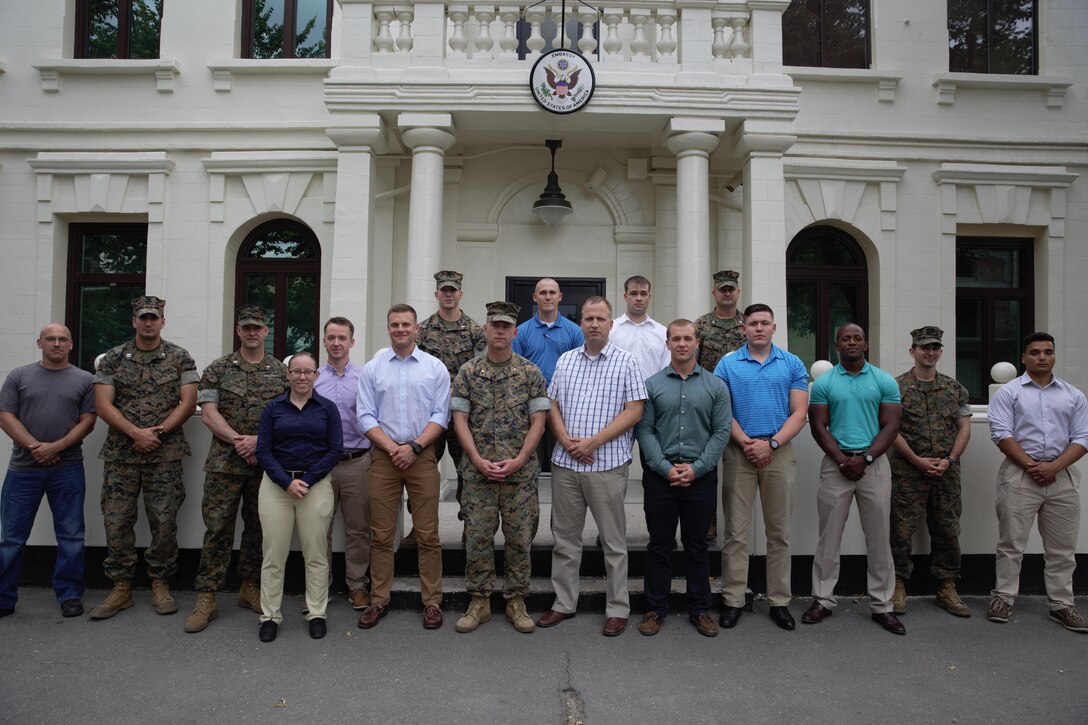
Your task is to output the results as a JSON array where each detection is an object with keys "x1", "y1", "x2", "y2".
[{"x1": 0, "y1": 323, "x2": 97, "y2": 618}]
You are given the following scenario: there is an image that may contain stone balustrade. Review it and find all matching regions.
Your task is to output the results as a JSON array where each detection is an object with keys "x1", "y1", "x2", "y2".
[{"x1": 368, "y1": 2, "x2": 753, "y2": 67}]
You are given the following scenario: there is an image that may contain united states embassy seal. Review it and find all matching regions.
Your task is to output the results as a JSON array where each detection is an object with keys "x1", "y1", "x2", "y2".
[{"x1": 530, "y1": 48, "x2": 595, "y2": 114}]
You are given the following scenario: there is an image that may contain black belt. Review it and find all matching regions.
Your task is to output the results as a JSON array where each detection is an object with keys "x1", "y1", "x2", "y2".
[
  {"x1": 841, "y1": 450, "x2": 867, "y2": 456},
  {"x1": 668, "y1": 459, "x2": 695, "y2": 465},
  {"x1": 341, "y1": 449, "x2": 370, "y2": 462},
  {"x1": 284, "y1": 469, "x2": 305, "y2": 479},
  {"x1": 751, "y1": 435, "x2": 776, "y2": 440}
]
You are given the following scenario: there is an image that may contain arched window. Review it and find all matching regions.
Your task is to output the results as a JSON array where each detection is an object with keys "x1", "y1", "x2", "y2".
[
  {"x1": 786, "y1": 226, "x2": 869, "y2": 373},
  {"x1": 235, "y1": 220, "x2": 320, "y2": 359}
]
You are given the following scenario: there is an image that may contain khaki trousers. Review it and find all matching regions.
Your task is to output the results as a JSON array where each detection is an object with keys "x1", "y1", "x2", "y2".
[
  {"x1": 722, "y1": 441, "x2": 796, "y2": 608},
  {"x1": 258, "y1": 475, "x2": 334, "y2": 623},
  {"x1": 811, "y1": 454, "x2": 895, "y2": 613},
  {"x1": 325, "y1": 452, "x2": 372, "y2": 593},
  {"x1": 992, "y1": 459, "x2": 1081, "y2": 610},
  {"x1": 368, "y1": 447, "x2": 442, "y2": 607},
  {"x1": 549, "y1": 464, "x2": 630, "y2": 618}
]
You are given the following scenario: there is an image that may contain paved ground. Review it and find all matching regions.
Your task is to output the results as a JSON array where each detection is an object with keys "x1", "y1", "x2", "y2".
[{"x1": 1, "y1": 587, "x2": 1085, "y2": 724}]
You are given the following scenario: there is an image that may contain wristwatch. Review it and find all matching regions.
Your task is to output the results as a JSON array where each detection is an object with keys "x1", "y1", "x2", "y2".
[
  {"x1": 769, "y1": 438, "x2": 780, "y2": 451},
  {"x1": 406, "y1": 441, "x2": 423, "y2": 456},
  {"x1": 863, "y1": 453, "x2": 874, "y2": 465},
  {"x1": 946, "y1": 456, "x2": 958, "y2": 468}
]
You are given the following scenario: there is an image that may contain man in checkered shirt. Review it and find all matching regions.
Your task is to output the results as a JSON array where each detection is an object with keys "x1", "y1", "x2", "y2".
[{"x1": 536, "y1": 296, "x2": 647, "y2": 637}]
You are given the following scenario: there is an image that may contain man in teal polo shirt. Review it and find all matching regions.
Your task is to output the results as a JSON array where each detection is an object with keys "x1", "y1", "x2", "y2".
[{"x1": 802, "y1": 323, "x2": 906, "y2": 635}]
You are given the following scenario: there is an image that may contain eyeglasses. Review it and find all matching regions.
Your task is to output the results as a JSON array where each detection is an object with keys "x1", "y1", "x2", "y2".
[{"x1": 288, "y1": 369, "x2": 317, "y2": 378}]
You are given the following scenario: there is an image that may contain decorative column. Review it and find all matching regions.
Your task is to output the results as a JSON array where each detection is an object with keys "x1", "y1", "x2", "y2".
[
  {"x1": 326, "y1": 114, "x2": 389, "y2": 345},
  {"x1": 399, "y1": 113, "x2": 456, "y2": 315},
  {"x1": 732, "y1": 120, "x2": 796, "y2": 345},
  {"x1": 665, "y1": 118, "x2": 725, "y2": 319}
]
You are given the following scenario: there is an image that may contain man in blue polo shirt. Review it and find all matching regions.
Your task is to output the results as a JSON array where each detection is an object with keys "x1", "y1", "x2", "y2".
[
  {"x1": 715, "y1": 303, "x2": 808, "y2": 631},
  {"x1": 512, "y1": 278, "x2": 584, "y2": 385},
  {"x1": 802, "y1": 323, "x2": 905, "y2": 635}
]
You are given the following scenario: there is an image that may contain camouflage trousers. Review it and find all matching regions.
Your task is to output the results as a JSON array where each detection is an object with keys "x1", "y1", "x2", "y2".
[
  {"x1": 101, "y1": 460, "x2": 185, "y2": 582},
  {"x1": 194, "y1": 470, "x2": 263, "y2": 591},
  {"x1": 462, "y1": 477, "x2": 539, "y2": 598},
  {"x1": 890, "y1": 458, "x2": 962, "y2": 581}
]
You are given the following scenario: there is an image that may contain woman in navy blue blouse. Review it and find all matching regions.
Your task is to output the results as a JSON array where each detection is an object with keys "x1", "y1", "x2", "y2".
[{"x1": 255, "y1": 351, "x2": 342, "y2": 642}]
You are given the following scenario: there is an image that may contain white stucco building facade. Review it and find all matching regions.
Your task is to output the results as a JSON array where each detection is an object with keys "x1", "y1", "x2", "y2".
[{"x1": 1, "y1": 0, "x2": 1086, "y2": 563}]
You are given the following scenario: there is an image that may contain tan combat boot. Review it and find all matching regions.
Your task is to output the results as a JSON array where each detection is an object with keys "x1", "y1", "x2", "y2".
[
  {"x1": 936, "y1": 580, "x2": 971, "y2": 618},
  {"x1": 892, "y1": 578, "x2": 907, "y2": 615},
  {"x1": 88, "y1": 580, "x2": 134, "y2": 620},
  {"x1": 505, "y1": 597, "x2": 535, "y2": 634},
  {"x1": 151, "y1": 579, "x2": 178, "y2": 615},
  {"x1": 237, "y1": 579, "x2": 262, "y2": 614},
  {"x1": 455, "y1": 595, "x2": 492, "y2": 633},
  {"x1": 184, "y1": 592, "x2": 219, "y2": 633}
]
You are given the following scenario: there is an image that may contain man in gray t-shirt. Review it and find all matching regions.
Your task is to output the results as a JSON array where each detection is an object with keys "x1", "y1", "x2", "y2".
[{"x1": 0, "y1": 323, "x2": 97, "y2": 618}]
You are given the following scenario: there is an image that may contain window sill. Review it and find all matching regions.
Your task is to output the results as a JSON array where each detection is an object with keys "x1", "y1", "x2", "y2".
[
  {"x1": 784, "y1": 66, "x2": 902, "y2": 103},
  {"x1": 932, "y1": 72, "x2": 1073, "y2": 108},
  {"x1": 31, "y1": 58, "x2": 181, "y2": 93},
  {"x1": 206, "y1": 59, "x2": 337, "y2": 92}
]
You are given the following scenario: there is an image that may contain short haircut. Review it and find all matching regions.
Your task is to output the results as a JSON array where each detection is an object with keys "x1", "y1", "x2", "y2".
[
  {"x1": 289, "y1": 350, "x2": 318, "y2": 368},
  {"x1": 1022, "y1": 331, "x2": 1055, "y2": 351},
  {"x1": 834, "y1": 322, "x2": 866, "y2": 341},
  {"x1": 387, "y1": 303, "x2": 417, "y2": 322},
  {"x1": 743, "y1": 303, "x2": 774, "y2": 320},
  {"x1": 582, "y1": 296, "x2": 612, "y2": 316},
  {"x1": 624, "y1": 275, "x2": 651, "y2": 293},
  {"x1": 324, "y1": 316, "x2": 355, "y2": 337},
  {"x1": 666, "y1": 318, "x2": 697, "y2": 339}
]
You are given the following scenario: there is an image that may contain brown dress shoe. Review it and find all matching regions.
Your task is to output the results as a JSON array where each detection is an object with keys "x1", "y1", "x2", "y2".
[
  {"x1": 357, "y1": 604, "x2": 387, "y2": 629},
  {"x1": 602, "y1": 616, "x2": 627, "y2": 636},
  {"x1": 690, "y1": 612, "x2": 719, "y2": 637},
  {"x1": 638, "y1": 612, "x2": 664, "y2": 636},
  {"x1": 423, "y1": 604, "x2": 443, "y2": 629},
  {"x1": 349, "y1": 589, "x2": 371, "y2": 610},
  {"x1": 537, "y1": 609, "x2": 576, "y2": 628},
  {"x1": 872, "y1": 612, "x2": 906, "y2": 635},
  {"x1": 801, "y1": 600, "x2": 833, "y2": 624}
]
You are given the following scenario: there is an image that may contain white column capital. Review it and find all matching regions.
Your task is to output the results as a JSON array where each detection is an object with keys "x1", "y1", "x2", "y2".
[
  {"x1": 665, "y1": 131, "x2": 721, "y2": 158},
  {"x1": 326, "y1": 113, "x2": 389, "y2": 151},
  {"x1": 731, "y1": 120, "x2": 796, "y2": 159},
  {"x1": 401, "y1": 126, "x2": 457, "y2": 153}
]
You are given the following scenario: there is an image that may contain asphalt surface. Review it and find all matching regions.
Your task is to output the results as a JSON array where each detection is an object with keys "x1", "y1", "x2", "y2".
[{"x1": 1, "y1": 587, "x2": 1086, "y2": 724}]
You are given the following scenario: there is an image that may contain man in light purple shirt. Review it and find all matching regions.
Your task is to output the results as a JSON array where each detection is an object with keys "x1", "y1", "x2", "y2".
[
  {"x1": 313, "y1": 316, "x2": 372, "y2": 612},
  {"x1": 355, "y1": 304, "x2": 451, "y2": 630},
  {"x1": 987, "y1": 332, "x2": 1088, "y2": 633},
  {"x1": 537, "y1": 296, "x2": 646, "y2": 637}
]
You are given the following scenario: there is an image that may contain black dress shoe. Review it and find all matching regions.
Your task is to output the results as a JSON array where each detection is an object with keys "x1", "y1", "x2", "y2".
[
  {"x1": 872, "y1": 612, "x2": 906, "y2": 635},
  {"x1": 718, "y1": 606, "x2": 742, "y2": 629},
  {"x1": 309, "y1": 617, "x2": 327, "y2": 639},
  {"x1": 60, "y1": 599, "x2": 84, "y2": 618},
  {"x1": 0, "y1": 606, "x2": 14, "y2": 618},
  {"x1": 801, "y1": 601, "x2": 833, "y2": 624},
  {"x1": 743, "y1": 591, "x2": 755, "y2": 613},
  {"x1": 769, "y1": 606, "x2": 795, "y2": 631},
  {"x1": 259, "y1": 620, "x2": 278, "y2": 642}
]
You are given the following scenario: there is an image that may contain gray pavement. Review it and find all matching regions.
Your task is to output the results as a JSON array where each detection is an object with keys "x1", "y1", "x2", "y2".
[{"x1": 1, "y1": 587, "x2": 1086, "y2": 724}]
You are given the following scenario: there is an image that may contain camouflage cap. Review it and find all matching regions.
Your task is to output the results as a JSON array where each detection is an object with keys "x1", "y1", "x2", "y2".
[
  {"x1": 485, "y1": 301, "x2": 519, "y2": 325},
  {"x1": 911, "y1": 326, "x2": 944, "y2": 346},
  {"x1": 435, "y1": 270, "x2": 464, "y2": 290},
  {"x1": 131, "y1": 295, "x2": 165, "y2": 317},
  {"x1": 236, "y1": 304, "x2": 270, "y2": 327},
  {"x1": 713, "y1": 270, "x2": 740, "y2": 290}
]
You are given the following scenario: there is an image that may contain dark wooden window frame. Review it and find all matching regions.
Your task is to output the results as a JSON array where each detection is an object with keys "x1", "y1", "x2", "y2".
[
  {"x1": 241, "y1": 0, "x2": 334, "y2": 59},
  {"x1": 786, "y1": 225, "x2": 870, "y2": 363},
  {"x1": 74, "y1": 0, "x2": 160, "y2": 59},
  {"x1": 234, "y1": 219, "x2": 321, "y2": 358},
  {"x1": 955, "y1": 236, "x2": 1034, "y2": 403},
  {"x1": 65, "y1": 222, "x2": 148, "y2": 370},
  {"x1": 948, "y1": 0, "x2": 1039, "y2": 75}
]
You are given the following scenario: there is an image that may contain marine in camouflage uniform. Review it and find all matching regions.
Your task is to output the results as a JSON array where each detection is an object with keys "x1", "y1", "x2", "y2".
[
  {"x1": 889, "y1": 326, "x2": 972, "y2": 616},
  {"x1": 192, "y1": 306, "x2": 286, "y2": 608},
  {"x1": 450, "y1": 301, "x2": 550, "y2": 633},
  {"x1": 693, "y1": 270, "x2": 745, "y2": 542},
  {"x1": 694, "y1": 270, "x2": 746, "y2": 374},
  {"x1": 90, "y1": 296, "x2": 198, "y2": 619},
  {"x1": 416, "y1": 270, "x2": 486, "y2": 523}
]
